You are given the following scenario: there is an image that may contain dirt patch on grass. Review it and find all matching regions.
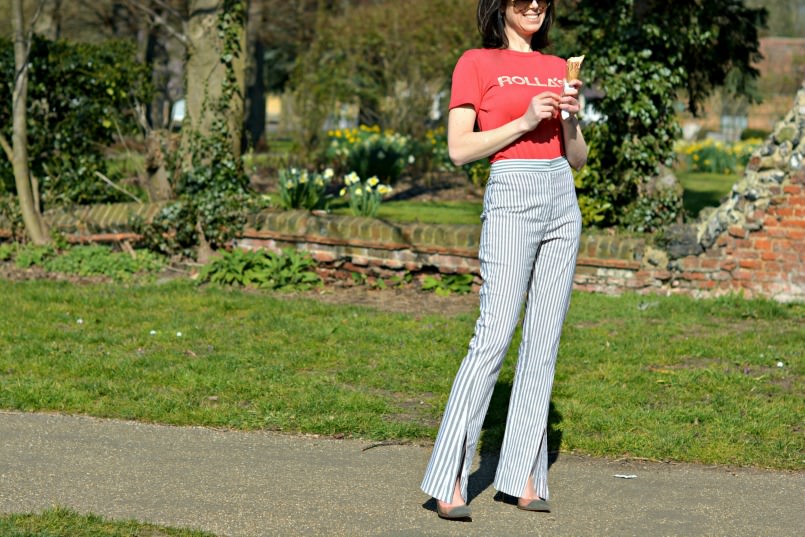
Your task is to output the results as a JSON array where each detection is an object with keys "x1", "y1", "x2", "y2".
[{"x1": 277, "y1": 285, "x2": 479, "y2": 318}]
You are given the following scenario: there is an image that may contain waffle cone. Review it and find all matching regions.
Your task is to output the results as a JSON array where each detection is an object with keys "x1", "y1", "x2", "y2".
[{"x1": 566, "y1": 55, "x2": 585, "y2": 81}]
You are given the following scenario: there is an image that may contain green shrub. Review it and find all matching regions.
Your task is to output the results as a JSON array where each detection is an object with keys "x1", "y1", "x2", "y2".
[
  {"x1": 6, "y1": 243, "x2": 165, "y2": 280},
  {"x1": 324, "y1": 125, "x2": 415, "y2": 185},
  {"x1": 675, "y1": 139, "x2": 763, "y2": 174},
  {"x1": 421, "y1": 273, "x2": 474, "y2": 296},
  {"x1": 277, "y1": 167, "x2": 334, "y2": 210},
  {"x1": 197, "y1": 248, "x2": 322, "y2": 291},
  {"x1": 0, "y1": 243, "x2": 13, "y2": 261},
  {"x1": 14, "y1": 244, "x2": 56, "y2": 268},
  {"x1": 0, "y1": 36, "x2": 151, "y2": 204},
  {"x1": 740, "y1": 127, "x2": 770, "y2": 140},
  {"x1": 43, "y1": 245, "x2": 166, "y2": 281},
  {"x1": 621, "y1": 188, "x2": 685, "y2": 233},
  {"x1": 338, "y1": 172, "x2": 393, "y2": 217}
]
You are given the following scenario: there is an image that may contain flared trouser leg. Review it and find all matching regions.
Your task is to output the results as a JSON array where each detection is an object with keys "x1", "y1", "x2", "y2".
[
  {"x1": 493, "y1": 203, "x2": 581, "y2": 500},
  {"x1": 420, "y1": 158, "x2": 581, "y2": 504}
]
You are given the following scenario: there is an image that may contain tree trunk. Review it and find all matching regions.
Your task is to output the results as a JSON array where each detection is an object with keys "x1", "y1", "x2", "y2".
[
  {"x1": 143, "y1": 129, "x2": 175, "y2": 201},
  {"x1": 183, "y1": 0, "x2": 246, "y2": 158},
  {"x1": 243, "y1": 0, "x2": 266, "y2": 150},
  {"x1": 11, "y1": 0, "x2": 48, "y2": 245}
]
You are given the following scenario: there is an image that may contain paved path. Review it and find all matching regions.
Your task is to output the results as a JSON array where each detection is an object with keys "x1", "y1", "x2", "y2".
[{"x1": 1, "y1": 411, "x2": 803, "y2": 537}]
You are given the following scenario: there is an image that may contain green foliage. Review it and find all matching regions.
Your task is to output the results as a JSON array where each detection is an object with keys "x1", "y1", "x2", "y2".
[
  {"x1": 277, "y1": 167, "x2": 334, "y2": 210},
  {"x1": 291, "y1": 0, "x2": 477, "y2": 154},
  {"x1": 0, "y1": 243, "x2": 14, "y2": 261},
  {"x1": 0, "y1": 36, "x2": 151, "y2": 204},
  {"x1": 0, "y1": 193, "x2": 23, "y2": 240},
  {"x1": 43, "y1": 245, "x2": 166, "y2": 281},
  {"x1": 463, "y1": 160, "x2": 491, "y2": 189},
  {"x1": 675, "y1": 139, "x2": 763, "y2": 174},
  {"x1": 740, "y1": 127, "x2": 770, "y2": 140},
  {"x1": 197, "y1": 248, "x2": 322, "y2": 291},
  {"x1": 421, "y1": 273, "x2": 474, "y2": 296},
  {"x1": 338, "y1": 172, "x2": 393, "y2": 217},
  {"x1": 324, "y1": 125, "x2": 415, "y2": 185},
  {"x1": 621, "y1": 187, "x2": 685, "y2": 233},
  {"x1": 138, "y1": 0, "x2": 250, "y2": 258},
  {"x1": 4, "y1": 243, "x2": 165, "y2": 280},
  {"x1": 14, "y1": 244, "x2": 56, "y2": 268},
  {"x1": 560, "y1": 0, "x2": 766, "y2": 228}
]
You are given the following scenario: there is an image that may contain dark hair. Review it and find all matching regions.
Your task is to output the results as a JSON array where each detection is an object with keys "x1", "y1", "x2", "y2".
[{"x1": 477, "y1": 0, "x2": 554, "y2": 50}]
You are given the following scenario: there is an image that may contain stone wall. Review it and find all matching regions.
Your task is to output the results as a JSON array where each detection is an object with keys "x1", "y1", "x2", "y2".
[{"x1": 2, "y1": 87, "x2": 804, "y2": 302}]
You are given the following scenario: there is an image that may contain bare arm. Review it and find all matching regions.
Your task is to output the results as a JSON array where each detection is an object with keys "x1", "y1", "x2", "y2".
[
  {"x1": 559, "y1": 79, "x2": 588, "y2": 170},
  {"x1": 447, "y1": 91, "x2": 561, "y2": 167}
]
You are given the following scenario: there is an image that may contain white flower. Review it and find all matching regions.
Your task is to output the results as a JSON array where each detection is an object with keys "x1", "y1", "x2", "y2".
[
  {"x1": 285, "y1": 180, "x2": 294, "y2": 189},
  {"x1": 408, "y1": 155, "x2": 416, "y2": 164},
  {"x1": 149, "y1": 330, "x2": 157, "y2": 336},
  {"x1": 378, "y1": 185, "x2": 392, "y2": 195},
  {"x1": 76, "y1": 318, "x2": 84, "y2": 324},
  {"x1": 367, "y1": 176, "x2": 379, "y2": 187},
  {"x1": 345, "y1": 172, "x2": 360, "y2": 185},
  {"x1": 354, "y1": 188, "x2": 363, "y2": 196},
  {"x1": 299, "y1": 172, "x2": 308, "y2": 184},
  {"x1": 323, "y1": 168, "x2": 334, "y2": 179},
  {"x1": 176, "y1": 331, "x2": 183, "y2": 337}
]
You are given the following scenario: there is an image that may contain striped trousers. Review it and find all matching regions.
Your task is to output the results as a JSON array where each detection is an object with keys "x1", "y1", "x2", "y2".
[{"x1": 420, "y1": 157, "x2": 582, "y2": 504}]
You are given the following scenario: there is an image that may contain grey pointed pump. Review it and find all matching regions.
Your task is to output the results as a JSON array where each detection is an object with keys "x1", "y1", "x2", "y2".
[
  {"x1": 436, "y1": 503, "x2": 472, "y2": 520},
  {"x1": 517, "y1": 498, "x2": 551, "y2": 512}
]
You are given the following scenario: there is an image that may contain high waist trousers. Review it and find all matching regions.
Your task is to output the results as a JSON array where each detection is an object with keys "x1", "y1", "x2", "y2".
[{"x1": 420, "y1": 158, "x2": 582, "y2": 504}]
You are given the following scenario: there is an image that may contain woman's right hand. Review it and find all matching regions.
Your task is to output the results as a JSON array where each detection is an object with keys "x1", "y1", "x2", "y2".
[{"x1": 521, "y1": 91, "x2": 560, "y2": 131}]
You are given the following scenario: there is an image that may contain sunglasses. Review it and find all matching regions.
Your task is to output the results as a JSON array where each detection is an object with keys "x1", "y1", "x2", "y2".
[{"x1": 510, "y1": 0, "x2": 551, "y2": 13}]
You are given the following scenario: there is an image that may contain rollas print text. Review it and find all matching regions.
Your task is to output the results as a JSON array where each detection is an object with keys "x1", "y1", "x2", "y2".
[{"x1": 497, "y1": 76, "x2": 565, "y2": 88}]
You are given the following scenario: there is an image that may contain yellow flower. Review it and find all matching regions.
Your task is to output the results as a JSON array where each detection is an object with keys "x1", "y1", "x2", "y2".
[
  {"x1": 285, "y1": 180, "x2": 294, "y2": 188},
  {"x1": 377, "y1": 185, "x2": 392, "y2": 195},
  {"x1": 367, "y1": 176, "x2": 379, "y2": 187},
  {"x1": 354, "y1": 188, "x2": 363, "y2": 196},
  {"x1": 339, "y1": 188, "x2": 347, "y2": 196}
]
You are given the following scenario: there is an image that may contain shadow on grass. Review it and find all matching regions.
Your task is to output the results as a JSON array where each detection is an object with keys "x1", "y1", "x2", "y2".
[{"x1": 683, "y1": 188, "x2": 729, "y2": 219}]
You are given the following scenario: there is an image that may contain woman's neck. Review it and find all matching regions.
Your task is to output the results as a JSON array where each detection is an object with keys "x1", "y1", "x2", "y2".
[{"x1": 505, "y1": 29, "x2": 533, "y2": 52}]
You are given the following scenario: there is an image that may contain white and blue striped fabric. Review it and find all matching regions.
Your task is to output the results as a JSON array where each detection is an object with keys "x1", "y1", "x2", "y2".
[{"x1": 421, "y1": 157, "x2": 582, "y2": 504}]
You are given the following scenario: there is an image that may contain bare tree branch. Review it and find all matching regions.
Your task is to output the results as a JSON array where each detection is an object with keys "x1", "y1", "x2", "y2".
[
  {"x1": 0, "y1": 133, "x2": 13, "y2": 163},
  {"x1": 94, "y1": 171, "x2": 144, "y2": 203},
  {"x1": 126, "y1": 0, "x2": 189, "y2": 45}
]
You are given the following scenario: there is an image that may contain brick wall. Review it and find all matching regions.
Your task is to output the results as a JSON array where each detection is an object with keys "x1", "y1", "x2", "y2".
[{"x1": 2, "y1": 89, "x2": 803, "y2": 303}]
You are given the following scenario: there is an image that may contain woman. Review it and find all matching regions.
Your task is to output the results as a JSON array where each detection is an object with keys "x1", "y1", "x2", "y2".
[{"x1": 420, "y1": 0, "x2": 586, "y2": 520}]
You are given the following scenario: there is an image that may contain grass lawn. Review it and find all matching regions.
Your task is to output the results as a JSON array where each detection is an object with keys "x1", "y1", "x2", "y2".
[
  {"x1": 0, "y1": 278, "x2": 802, "y2": 470},
  {"x1": 676, "y1": 171, "x2": 740, "y2": 218},
  {"x1": 331, "y1": 199, "x2": 483, "y2": 225},
  {"x1": 0, "y1": 508, "x2": 215, "y2": 537}
]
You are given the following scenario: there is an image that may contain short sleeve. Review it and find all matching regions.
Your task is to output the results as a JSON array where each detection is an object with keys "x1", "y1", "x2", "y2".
[{"x1": 448, "y1": 51, "x2": 482, "y2": 113}]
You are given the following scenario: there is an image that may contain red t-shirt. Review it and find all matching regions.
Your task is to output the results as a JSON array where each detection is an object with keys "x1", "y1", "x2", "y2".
[{"x1": 449, "y1": 48, "x2": 567, "y2": 162}]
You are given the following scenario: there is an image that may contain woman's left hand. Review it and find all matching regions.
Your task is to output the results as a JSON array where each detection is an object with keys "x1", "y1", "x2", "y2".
[{"x1": 560, "y1": 79, "x2": 584, "y2": 117}]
